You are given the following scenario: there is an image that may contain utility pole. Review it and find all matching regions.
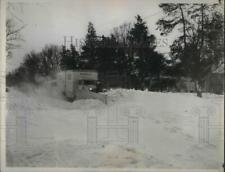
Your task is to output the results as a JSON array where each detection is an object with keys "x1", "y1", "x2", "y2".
[{"x1": 64, "y1": 36, "x2": 74, "y2": 50}]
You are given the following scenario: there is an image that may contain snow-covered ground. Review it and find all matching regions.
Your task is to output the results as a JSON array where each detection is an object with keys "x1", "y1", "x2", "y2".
[{"x1": 5, "y1": 84, "x2": 224, "y2": 169}]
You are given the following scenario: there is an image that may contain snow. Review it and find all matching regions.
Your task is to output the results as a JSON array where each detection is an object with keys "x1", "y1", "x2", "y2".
[{"x1": 5, "y1": 85, "x2": 224, "y2": 169}]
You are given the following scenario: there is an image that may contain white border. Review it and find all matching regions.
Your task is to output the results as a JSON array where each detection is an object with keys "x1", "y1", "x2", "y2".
[
  {"x1": 0, "y1": 0, "x2": 224, "y2": 172},
  {"x1": 0, "y1": 0, "x2": 7, "y2": 171}
]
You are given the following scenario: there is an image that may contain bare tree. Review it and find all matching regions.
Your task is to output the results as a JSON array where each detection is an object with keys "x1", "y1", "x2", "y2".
[
  {"x1": 112, "y1": 22, "x2": 132, "y2": 45},
  {"x1": 6, "y1": 3, "x2": 25, "y2": 58},
  {"x1": 158, "y1": 3, "x2": 224, "y2": 97},
  {"x1": 40, "y1": 45, "x2": 62, "y2": 75},
  {"x1": 6, "y1": 19, "x2": 25, "y2": 58}
]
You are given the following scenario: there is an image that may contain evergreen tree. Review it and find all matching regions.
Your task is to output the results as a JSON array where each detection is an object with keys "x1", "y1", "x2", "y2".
[
  {"x1": 22, "y1": 51, "x2": 42, "y2": 83},
  {"x1": 60, "y1": 44, "x2": 79, "y2": 70},
  {"x1": 128, "y1": 15, "x2": 163, "y2": 89},
  {"x1": 157, "y1": 4, "x2": 188, "y2": 48},
  {"x1": 158, "y1": 3, "x2": 224, "y2": 97},
  {"x1": 81, "y1": 22, "x2": 98, "y2": 69},
  {"x1": 96, "y1": 35, "x2": 117, "y2": 73}
]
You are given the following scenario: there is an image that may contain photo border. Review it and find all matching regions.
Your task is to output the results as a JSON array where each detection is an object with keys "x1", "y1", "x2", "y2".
[{"x1": 0, "y1": 0, "x2": 224, "y2": 171}]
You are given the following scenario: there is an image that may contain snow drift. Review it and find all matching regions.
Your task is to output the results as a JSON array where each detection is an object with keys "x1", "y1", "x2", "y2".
[{"x1": 5, "y1": 84, "x2": 224, "y2": 169}]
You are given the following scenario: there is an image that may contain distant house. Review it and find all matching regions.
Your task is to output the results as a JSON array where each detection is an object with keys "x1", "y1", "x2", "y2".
[
  {"x1": 147, "y1": 76, "x2": 177, "y2": 92},
  {"x1": 147, "y1": 76, "x2": 195, "y2": 92},
  {"x1": 99, "y1": 71, "x2": 128, "y2": 88},
  {"x1": 203, "y1": 63, "x2": 224, "y2": 94},
  {"x1": 176, "y1": 77, "x2": 195, "y2": 92}
]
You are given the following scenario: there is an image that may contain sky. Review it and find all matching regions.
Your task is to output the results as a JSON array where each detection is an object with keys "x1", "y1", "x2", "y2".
[{"x1": 6, "y1": 0, "x2": 219, "y2": 72}]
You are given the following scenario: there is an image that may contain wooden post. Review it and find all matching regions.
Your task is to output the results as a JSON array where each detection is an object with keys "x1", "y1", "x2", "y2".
[
  {"x1": 128, "y1": 116, "x2": 138, "y2": 144},
  {"x1": 16, "y1": 116, "x2": 27, "y2": 145},
  {"x1": 199, "y1": 115, "x2": 209, "y2": 144},
  {"x1": 87, "y1": 116, "x2": 97, "y2": 144}
]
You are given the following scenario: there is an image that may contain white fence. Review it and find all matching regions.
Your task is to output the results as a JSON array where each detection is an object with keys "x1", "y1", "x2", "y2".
[
  {"x1": 87, "y1": 113, "x2": 138, "y2": 145},
  {"x1": 198, "y1": 115, "x2": 224, "y2": 144}
]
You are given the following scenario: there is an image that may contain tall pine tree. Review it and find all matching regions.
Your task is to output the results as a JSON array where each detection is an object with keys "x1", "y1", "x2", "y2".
[
  {"x1": 128, "y1": 15, "x2": 163, "y2": 89},
  {"x1": 81, "y1": 22, "x2": 98, "y2": 69}
]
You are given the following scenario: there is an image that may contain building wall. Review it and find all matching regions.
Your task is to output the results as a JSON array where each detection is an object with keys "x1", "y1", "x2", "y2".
[
  {"x1": 176, "y1": 78, "x2": 195, "y2": 92},
  {"x1": 203, "y1": 73, "x2": 224, "y2": 94}
]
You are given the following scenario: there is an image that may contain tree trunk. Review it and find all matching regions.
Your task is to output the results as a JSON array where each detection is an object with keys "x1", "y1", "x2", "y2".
[
  {"x1": 200, "y1": 4, "x2": 204, "y2": 50},
  {"x1": 195, "y1": 80, "x2": 202, "y2": 97},
  {"x1": 179, "y1": 4, "x2": 187, "y2": 48}
]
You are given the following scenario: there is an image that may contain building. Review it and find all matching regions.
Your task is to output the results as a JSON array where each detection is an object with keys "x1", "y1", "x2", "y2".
[{"x1": 203, "y1": 63, "x2": 224, "y2": 94}]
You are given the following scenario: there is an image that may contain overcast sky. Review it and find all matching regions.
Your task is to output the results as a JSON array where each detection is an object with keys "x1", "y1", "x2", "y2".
[{"x1": 6, "y1": 0, "x2": 219, "y2": 72}]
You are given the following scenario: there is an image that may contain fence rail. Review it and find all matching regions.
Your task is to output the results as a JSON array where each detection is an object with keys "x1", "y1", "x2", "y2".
[{"x1": 87, "y1": 115, "x2": 138, "y2": 145}]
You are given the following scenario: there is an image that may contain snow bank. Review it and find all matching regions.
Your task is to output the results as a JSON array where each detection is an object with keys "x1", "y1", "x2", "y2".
[{"x1": 5, "y1": 86, "x2": 224, "y2": 168}]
